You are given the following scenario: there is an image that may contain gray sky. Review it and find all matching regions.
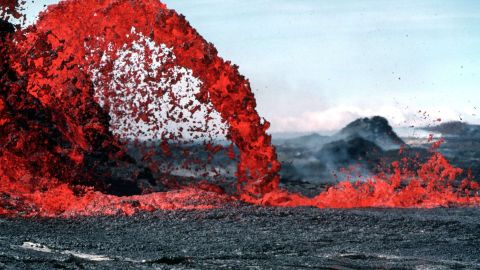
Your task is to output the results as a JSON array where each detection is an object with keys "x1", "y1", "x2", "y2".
[{"x1": 24, "y1": 0, "x2": 480, "y2": 132}]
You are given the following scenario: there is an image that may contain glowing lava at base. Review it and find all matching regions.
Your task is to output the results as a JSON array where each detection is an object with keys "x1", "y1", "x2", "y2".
[
  {"x1": 243, "y1": 152, "x2": 480, "y2": 209},
  {"x1": 0, "y1": 0, "x2": 479, "y2": 217},
  {"x1": 0, "y1": 182, "x2": 232, "y2": 217}
]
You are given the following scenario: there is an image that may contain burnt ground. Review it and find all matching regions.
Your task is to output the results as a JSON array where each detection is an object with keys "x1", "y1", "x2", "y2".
[{"x1": 1, "y1": 206, "x2": 480, "y2": 269}]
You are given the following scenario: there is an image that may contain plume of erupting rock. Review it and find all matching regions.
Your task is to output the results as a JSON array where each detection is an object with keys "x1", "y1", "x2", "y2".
[
  {"x1": 32, "y1": 0, "x2": 280, "y2": 196},
  {"x1": 0, "y1": 0, "x2": 279, "y2": 216},
  {"x1": 1, "y1": 0, "x2": 479, "y2": 217}
]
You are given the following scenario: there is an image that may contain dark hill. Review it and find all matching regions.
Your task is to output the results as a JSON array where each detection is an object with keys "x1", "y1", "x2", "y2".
[{"x1": 338, "y1": 116, "x2": 404, "y2": 149}]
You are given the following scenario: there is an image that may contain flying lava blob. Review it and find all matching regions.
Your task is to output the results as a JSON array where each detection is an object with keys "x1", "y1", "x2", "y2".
[{"x1": 1, "y1": 0, "x2": 479, "y2": 217}]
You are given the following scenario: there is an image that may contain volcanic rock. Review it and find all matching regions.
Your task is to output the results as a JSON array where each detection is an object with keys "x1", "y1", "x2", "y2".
[
  {"x1": 338, "y1": 116, "x2": 404, "y2": 149},
  {"x1": 316, "y1": 137, "x2": 383, "y2": 170}
]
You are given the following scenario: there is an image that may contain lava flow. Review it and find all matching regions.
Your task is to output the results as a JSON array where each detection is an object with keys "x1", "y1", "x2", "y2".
[{"x1": 1, "y1": 0, "x2": 479, "y2": 217}]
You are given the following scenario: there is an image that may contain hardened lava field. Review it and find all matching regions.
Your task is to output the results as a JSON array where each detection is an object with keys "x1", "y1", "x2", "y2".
[{"x1": 1, "y1": 206, "x2": 480, "y2": 269}]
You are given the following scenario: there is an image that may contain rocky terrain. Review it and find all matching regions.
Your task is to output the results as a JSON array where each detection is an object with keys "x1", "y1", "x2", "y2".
[{"x1": 1, "y1": 206, "x2": 480, "y2": 269}]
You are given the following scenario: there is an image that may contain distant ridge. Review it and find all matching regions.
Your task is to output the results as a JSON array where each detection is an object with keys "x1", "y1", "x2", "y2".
[
  {"x1": 422, "y1": 121, "x2": 480, "y2": 137},
  {"x1": 282, "y1": 133, "x2": 330, "y2": 149}
]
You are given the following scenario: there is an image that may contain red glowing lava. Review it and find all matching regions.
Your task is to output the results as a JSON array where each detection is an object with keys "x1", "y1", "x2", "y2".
[
  {"x1": 30, "y1": 0, "x2": 280, "y2": 196},
  {"x1": 243, "y1": 150, "x2": 480, "y2": 208},
  {"x1": 1, "y1": 0, "x2": 479, "y2": 217}
]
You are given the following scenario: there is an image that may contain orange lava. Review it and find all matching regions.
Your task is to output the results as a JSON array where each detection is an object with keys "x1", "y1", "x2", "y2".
[{"x1": 242, "y1": 152, "x2": 480, "y2": 208}]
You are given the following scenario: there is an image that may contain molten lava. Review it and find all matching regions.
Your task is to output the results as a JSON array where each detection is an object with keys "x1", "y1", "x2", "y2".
[
  {"x1": 243, "y1": 150, "x2": 480, "y2": 208},
  {"x1": 0, "y1": 0, "x2": 479, "y2": 217}
]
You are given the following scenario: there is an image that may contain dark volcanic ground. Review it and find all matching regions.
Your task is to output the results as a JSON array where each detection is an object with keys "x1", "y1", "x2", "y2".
[{"x1": 1, "y1": 206, "x2": 480, "y2": 269}]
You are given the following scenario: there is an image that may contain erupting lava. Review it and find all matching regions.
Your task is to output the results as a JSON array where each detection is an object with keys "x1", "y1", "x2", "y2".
[{"x1": 1, "y1": 0, "x2": 479, "y2": 217}]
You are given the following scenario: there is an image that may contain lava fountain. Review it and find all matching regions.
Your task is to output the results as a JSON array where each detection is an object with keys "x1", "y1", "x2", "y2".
[{"x1": 0, "y1": 0, "x2": 479, "y2": 217}]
